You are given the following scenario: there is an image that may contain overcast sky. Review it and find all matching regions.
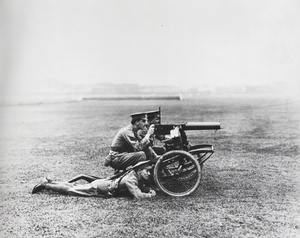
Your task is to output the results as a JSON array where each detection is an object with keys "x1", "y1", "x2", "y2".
[{"x1": 1, "y1": 0, "x2": 300, "y2": 96}]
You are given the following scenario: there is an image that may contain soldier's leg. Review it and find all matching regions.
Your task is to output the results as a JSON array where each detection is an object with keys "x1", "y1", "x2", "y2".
[
  {"x1": 67, "y1": 174, "x2": 100, "y2": 183},
  {"x1": 45, "y1": 182, "x2": 98, "y2": 197},
  {"x1": 44, "y1": 182, "x2": 73, "y2": 195},
  {"x1": 152, "y1": 146, "x2": 166, "y2": 155},
  {"x1": 144, "y1": 147, "x2": 160, "y2": 163},
  {"x1": 32, "y1": 179, "x2": 73, "y2": 194},
  {"x1": 111, "y1": 151, "x2": 146, "y2": 170}
]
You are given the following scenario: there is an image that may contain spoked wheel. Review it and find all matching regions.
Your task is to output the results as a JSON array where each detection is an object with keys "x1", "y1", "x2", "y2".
[{"x1": 153, "y1": 150, "x2": 201, "y2": 197}]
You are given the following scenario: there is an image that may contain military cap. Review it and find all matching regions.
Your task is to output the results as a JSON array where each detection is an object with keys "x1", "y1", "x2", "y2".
[
  {"x1": 131, "y1": 161, "x2": 152, "y2": 171},
  {"x1": 130, "y1": 112, "x2": 147, "y2": 121},
  {"x1": 146, "y1": 110, "x2": 160, "y2": 120}
]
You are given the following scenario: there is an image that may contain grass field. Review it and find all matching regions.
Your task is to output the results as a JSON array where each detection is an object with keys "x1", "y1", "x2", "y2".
[{"x1": 0, "y1": 95, "x2": 299, "y2": 238}]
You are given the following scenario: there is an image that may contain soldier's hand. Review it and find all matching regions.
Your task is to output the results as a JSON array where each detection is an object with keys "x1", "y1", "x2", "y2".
[
  {"x1": 149, "y1": 189, "x2": 156, "y2": 197},
  {"x1": 147, "y1": 124, "x2": 155, "y2": 135}
]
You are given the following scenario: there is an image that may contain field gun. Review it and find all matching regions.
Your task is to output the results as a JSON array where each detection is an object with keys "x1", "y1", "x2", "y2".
[
  {"x1": 150, "y1": 120, "x2": 221, "y2": 197},
  {"x1": 154, "y1": 122, "x2": 221, "y2": 152},
  {"x1": 106, "y1": 107, "x2": 221, "y2": 197}
]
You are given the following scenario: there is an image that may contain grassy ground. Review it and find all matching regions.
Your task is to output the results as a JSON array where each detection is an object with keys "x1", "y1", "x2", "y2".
[{"x1": 0, "y1": 95, "x2": 299, "y2": 237}]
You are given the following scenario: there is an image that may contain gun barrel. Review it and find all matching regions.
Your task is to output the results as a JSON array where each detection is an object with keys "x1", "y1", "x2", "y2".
[
  {"x1": 183, "y1": 122, "x2": 221, "y2": 130},
  {"x1": 154, "y1": 122, "x2": 221, "y2": 134}
]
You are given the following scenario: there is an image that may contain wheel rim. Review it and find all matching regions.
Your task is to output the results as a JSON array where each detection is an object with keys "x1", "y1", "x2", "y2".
[{"x1": 154, "y1": 150, "x2": 201, "y2": 197}]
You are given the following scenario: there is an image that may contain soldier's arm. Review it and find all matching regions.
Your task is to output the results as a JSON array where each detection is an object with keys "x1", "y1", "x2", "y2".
[
  {"x1": 122, "y1": 128, "x2": 152, "y2": 151},
  {"x1": 125, "y1": 176, "x2": 156, "y2": 199},
  {"x1": 137, "y1": 129, "x2": 147, "y2": 141}
]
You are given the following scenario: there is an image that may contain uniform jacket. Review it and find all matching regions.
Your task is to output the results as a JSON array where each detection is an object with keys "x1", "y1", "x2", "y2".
[
  {"x1": 109, "y1": 170, "x2": 152, "y2": 199},
  {"x1": 110, "y1": 124, "x2": 151, "y2": 154}
]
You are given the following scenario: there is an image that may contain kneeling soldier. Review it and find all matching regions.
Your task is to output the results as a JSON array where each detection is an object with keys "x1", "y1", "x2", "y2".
[{"x1": 104, "y1": 112, "x2": 159, "y2": 171}]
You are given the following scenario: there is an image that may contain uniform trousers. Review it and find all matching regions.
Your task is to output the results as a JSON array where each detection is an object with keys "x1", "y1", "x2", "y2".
[
  {"x1": 67, "y1": 179, "x2": 113, "y2": 197},
  {"x1": 111, "y1": 151, "x2": 147, "y2": 170}
]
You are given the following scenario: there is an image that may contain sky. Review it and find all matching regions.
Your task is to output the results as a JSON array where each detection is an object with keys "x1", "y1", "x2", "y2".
[{"x1": 1, "y1": 0, "x2": 300, "y2": 97}]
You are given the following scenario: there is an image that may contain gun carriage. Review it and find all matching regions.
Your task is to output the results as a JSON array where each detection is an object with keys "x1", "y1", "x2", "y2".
[{"x1": 152, "y1": 121, "x2": 221, "y2": 197}]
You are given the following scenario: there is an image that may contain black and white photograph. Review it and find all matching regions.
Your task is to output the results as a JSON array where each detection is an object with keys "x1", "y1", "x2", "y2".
[{"x1": 1, "y1": 1, "x2": 300, "y2": 237}]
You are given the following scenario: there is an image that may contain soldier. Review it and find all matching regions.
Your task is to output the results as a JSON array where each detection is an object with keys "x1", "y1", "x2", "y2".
[
  {"x1": 104, "y1": 112, "x2": 158, "y2": 171},
  {"x1": 32, "y1": 161, "x2": 156, "y2": 200},
  {"x1": 145, "y1": 109, "x2": 161, "y2": 126},
  {"x1": 137, "y1": 110, "x2": 166, "y2": 155}
]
